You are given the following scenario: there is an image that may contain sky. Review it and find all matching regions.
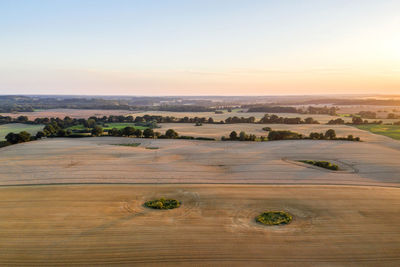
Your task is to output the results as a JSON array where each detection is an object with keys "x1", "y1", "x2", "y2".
[{"x1": 0, "y1": 0, "x2": 399, "y2": 96}]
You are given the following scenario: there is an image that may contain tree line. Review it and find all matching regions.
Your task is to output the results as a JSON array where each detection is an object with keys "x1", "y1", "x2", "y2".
[
  {"x1": 1, "y1": 113, "x2": 322, "y2": 126},
  {"x1": 327, "y1": 117, "x2": 383, "y2": 125},
  {"x1": 221, "y1": 129, "x2": 360, "y2": 142},
  {"x1": 245, "y1": 105, "x2": 338, "y2": 115}
]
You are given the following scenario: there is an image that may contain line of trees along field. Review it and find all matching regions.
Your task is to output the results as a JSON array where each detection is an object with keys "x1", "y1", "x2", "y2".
[
  {"x1": 2, "y1": 113, "x2": 399, "y2": 127},
  {"x1": 244, "y1": 105, "x2": 338, "y2": 115},
  {"x1": 222, "y1": 129, "x2": 360, "y2": 142},
  {"x1": 327, "y1": 117, "x2": 384, "y2": 125},
  {"x1": 0, "y1": 113, "x2": 367, "y2": 148},
  {"x1": 1, "y1": 114, "x2": 322, "y2": 125}
]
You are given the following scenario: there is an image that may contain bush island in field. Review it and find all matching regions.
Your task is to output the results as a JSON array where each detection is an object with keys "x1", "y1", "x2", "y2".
[
  {"x1": 255, "y1": 211, "x2": 292, "y2": 225},
  {"x1": 115, "y1": 143, "x2": 141, "y2": 147},
  {"x1": 144, "y1": 198, "x2": 181, "y2": 209},
  {"x1": 300, "y1": 160, "x2": 339, "y2": 170}
]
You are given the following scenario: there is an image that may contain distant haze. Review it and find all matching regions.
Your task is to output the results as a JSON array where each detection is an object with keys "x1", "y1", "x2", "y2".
[{"x1": 0, "y1": 0, "x2": 399, "y2": 95}]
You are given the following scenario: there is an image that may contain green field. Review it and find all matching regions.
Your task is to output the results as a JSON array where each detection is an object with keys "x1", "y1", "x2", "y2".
[
  {"x1": 0, "y1": 123, "x2": 44, "y2": 140},
  {"x1": 355, "y1": 124, "x2": 400, "y2": 140},
  {"x1": 67, "y1": 123, "x2": 148, "y2": 131},
  {"x1": 103, "y1": 123, "x2": 148, "y2": 130}
]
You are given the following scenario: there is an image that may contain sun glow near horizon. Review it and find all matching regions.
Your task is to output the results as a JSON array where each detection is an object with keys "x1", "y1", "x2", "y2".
[{"x1": 0, "y1": 0, "x2": 399, "y2": 95}]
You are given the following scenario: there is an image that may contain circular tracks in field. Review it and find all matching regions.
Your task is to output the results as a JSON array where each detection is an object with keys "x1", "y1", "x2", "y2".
[{"x1": 122, "y1": 189, "x2": 202, "y2": 219}]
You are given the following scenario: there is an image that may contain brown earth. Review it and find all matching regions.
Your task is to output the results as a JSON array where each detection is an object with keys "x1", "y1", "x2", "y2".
[
  {"x1": 0, "y1": 137, "x2": 399, "y2": 186},
  {"x1": 1, "y1": 184, "x2": 399, "y2": 266},
  {"x1": 1, "y1": 128, "x2": 400, "y2": 265}
]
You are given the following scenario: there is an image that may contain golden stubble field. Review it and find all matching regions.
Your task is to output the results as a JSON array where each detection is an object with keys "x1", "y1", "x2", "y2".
[
  {"x1": 157, "y1": 123, "x2": 395, "y2": 142},
  {"x1": 0, "y1": 136, "x2": 400, "y2": 186},
  {"x1": 1, "y1": 184, "x2": 400, "y2": 266},
  {"x1": 2, "y1": 107, "x2": 399, "y2": 123},
  {"x1": 1, "y1": 125, "x2": 400, "y2": 265}
]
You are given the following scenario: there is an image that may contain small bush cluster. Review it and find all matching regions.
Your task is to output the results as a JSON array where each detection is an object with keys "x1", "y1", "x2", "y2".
[
  {"x1": 144, "y1": 198, "x2": 181, "y2": 209},
  {"x1": 115, "y1": 143, "x2": 141, "y2": 147},
  {"x1": 300, "y1": 160, "x2": 339, "y2": 170},
  {"x1": 222, "y1": 131, "x2": 258, "y2": 141},
  {"x1": 255, "y1": 211, "x2": 292, "y2": 225},
  {"x1": 5, "y1": 131, "x2": 33, "y2": 144}
]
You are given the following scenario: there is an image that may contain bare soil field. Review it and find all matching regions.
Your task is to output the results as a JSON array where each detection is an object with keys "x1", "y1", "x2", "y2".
[
  {"x1": 1, "y1": 184, "x2": 400, "y2": 266},
  {"x1": 1, "y1": 137, "x2": 399, "y2": 186}
]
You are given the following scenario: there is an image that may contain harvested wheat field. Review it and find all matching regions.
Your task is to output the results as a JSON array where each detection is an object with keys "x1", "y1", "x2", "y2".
[
  {"x1": 1, "y1": 184, "x2": 400, "y2": 266},
  {"x1": 1, "y1": 137, "x2": 400, "y2": 186},
  {"x1": 158, "y1": 123, "x2": 398, "y2": 143},
  {"x1": 1, "y1": 136, "x2": 400, "y2": 265}
]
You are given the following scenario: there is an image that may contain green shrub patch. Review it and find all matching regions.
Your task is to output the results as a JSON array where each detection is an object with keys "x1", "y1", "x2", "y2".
[
  {"x1": 255, "y1": 211, "x2": 292, "y2": 226},
  {"x1": 144, "y1": 198, "x2": 181, "y2": 210},
  {"x1": 115, "y1": 143, "x2": 141, "y2": 147},
  {"x1": 300, "y1": 160, "x2": 339, "y2": 171}
]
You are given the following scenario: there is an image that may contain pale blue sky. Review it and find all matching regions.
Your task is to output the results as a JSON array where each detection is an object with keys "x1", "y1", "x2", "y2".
[{"x1": 0, "y1": 0, "x2": 399, "y2": 95}]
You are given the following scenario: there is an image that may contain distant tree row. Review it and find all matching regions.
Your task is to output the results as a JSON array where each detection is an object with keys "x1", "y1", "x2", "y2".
[
  {"x1": 8, "y1": 113, "x2": 398, "y2": 127},
  {"x1": 222, "y1": 131, "x2": 259, "y2": 141},
  {"x1": 357, "y1": 111, "x2": 377, "y2": 119},
  {"x1": 258, "y1": 114, "x2": 319, "y2": 124},
  {"x1": 327, "y1": 117, "x2": 383, "y2": 125},
  {"x1": 387, "y1": 113, "x2": 400, "y2": 119},
  {"x1": 221, "y1": 129, "x2": 360, "y2": 142},
  {"x1": 108, "y1": 127, "x2": 156, "y2": 138},
  {"x1": 1, "y1": 113, "x2": 322, "y2": 126},
  {"x1": 245, "y1": 105, "x2": 338, "y2": 115},
  {"x1": 308, "y1": 129, "x2": 360, "y2": 141}
]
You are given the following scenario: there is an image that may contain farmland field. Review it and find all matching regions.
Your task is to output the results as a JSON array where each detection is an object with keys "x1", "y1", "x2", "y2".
[
  {"x1": 1, "y1": 114, "x2": 400, "y2": 265},
  {"x1": 1, "y1": 184, "x2": 400, "y2": 265},
  {"x1": 0, "y1": 108, "x2": 357, "y2": 123},
  {"x1": 1, "y1": 137, "x2": 399, "y2": 186},
  {"x1": 158, "y1": 123, "x2": 395, "y2": 143},
  {"x1": 67, "y1": 122, "x2": 148, "y2": 131},
  {"x1": 355, "y1": 124, "x2": 400, "y2": 140},
  {"x1": 0, "y1": 123, "x2": 44, "y2": 140},
  {"x1": 2, "y1": 0, "x2": 400, "y2": 264},
  {"x1": 0, "y1": 109, "x2": 130, "y2": 119}
]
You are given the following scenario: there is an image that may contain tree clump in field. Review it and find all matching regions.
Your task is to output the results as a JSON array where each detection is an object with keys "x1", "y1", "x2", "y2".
[
  {"x1": 221, "y1": 130, "x2": 258, "y2": 141},
  {"x1": 115, "y1": 143, "x2": 140, "y2": 147},
  {"x1": 268, "y1": 130, "x2": 302, "y2": 141},
  {"x1": 300, "y1": 160, "x2": 339, "y2": 171},
  {"x1": 5, "y1": 131, "x2": 32, "y2": 144},
  {"x1": 309, "y1": 129, "x2": 361, "y2": 141},
  {"x1": 144, "y1": 198, "x2": 180, "y2": 209},
  {"x1": 255, "y1": 211, "x2": 292, "y2": 226},
  {"x1": 91, "y1": 125, "x2": 103, "y2": 136}
]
